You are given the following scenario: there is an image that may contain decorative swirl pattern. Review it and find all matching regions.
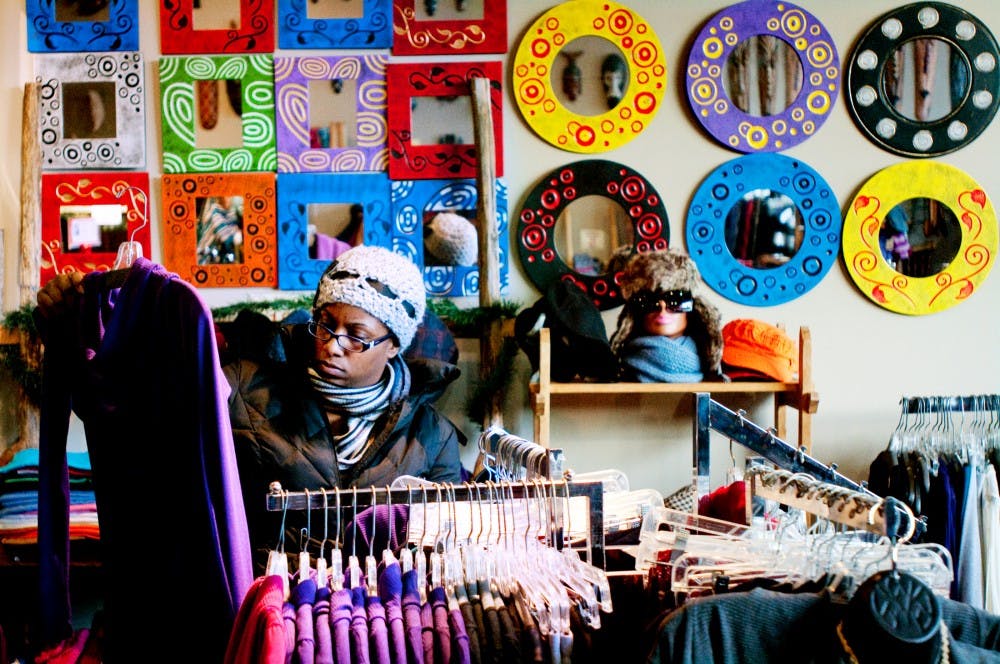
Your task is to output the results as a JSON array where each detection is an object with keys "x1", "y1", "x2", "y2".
[
  {"x1": 275, "y1": 55, "x2": 387, "y2": 173},
  {"x1": 388, "y1": 177, "x2": 509, "y2": 297},
  {"x1": 278, "y1": 0, "x2": 392, "y2": 50},
  {"x1": 512, "y1": 0, "x2": 665, "y2": 153},
  {"x1": 685, "y1": 0, "x2": 839, "y2": 152},
  {"x1": 27, "y1": 0, "x2": 139, "y2": 53},
  {"x1": 843, "y1": 161, "x2": 997, "y2": 315},
  {"x1": 392, "y1": 0, "x2": 505, "y2": 56},
  {"x1": 518, "y1": 160, "x2": 667, "y2": 309},
  {"x1": 160, "y1": 0, "x2": 274, "y2": 55}
]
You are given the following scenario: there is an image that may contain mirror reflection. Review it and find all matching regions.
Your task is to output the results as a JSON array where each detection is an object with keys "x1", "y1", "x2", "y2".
[
  {"x1": 195, "y1": 79, "x2": 243, "y2": 149},
  {"x1": 309, "y1": 79, "x2": 357, "y2": 148},
  {"x1": 724, "y1": 189, "x2": 804, "y2": 269},
  {"x1": 410, "y1": 95, "x2": 473, "y2": 146},
  {"x1": 883, "y1": 38, "x2": 969, "y2": 123},
  {"x1": 554, "y1": 195, "x2": 634, "y2": 276},
  {"x1": 307, "y1": 202, "x2": 364, "y2": 260},
  {"x1": 307, "y1": 0, "x2": 363, "y2": 19},
  {"x1": 196, "y1": 195, "x2": 244, "y2": 265},
  {"x1": 423, "y1": 210, "x2": 479, "y2": 267},
  {"x1": 880, "y1": 197, "x2": 961, "y2": 277},
  {"x1": 724, "y1": 35, "x2": 803, "y2": 117},
  {"x1": 55, "y1": 0, "x2": 111, "y2": 22},
  {"x1": 416, "y1": 0, "x2": 484, "y2": 21},
  {"x1": 60, "y1": 204, "x2": 126, "y2": 253},
  {"x1": 192, "y1": 0, "x2": 240, "y2": 30},
  {"x1": 551, "y1": 35, "x2": 630, "y2": 116},
  {"x1": 62, "y1": 82, "x2": 116, "y2": 139}
]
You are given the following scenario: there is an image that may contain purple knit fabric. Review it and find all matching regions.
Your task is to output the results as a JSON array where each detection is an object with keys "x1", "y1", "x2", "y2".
[
  {"x1": 292, "y1": 578, "x2": 317, "y2": 664},
  {"x1": 36, "y1": 258, "x2": 253, "y2": 660},
  {"x1": 449, "y1": 608, "x2": 472, "y2": 664},
  {"x1": 350, "y1": 586, "x2": 372, "y2": 664},
  {"x1": 331, "y1": 588, "x2": 353, "y2": 664},
  {"x1": 421, "y1": 599, "x2": 436, "y2": 664},
  {"x1": 378, "y1": 561, "x2": 408, "y2": 664},
  {"x1": 401, "y1": 569, "x2": 426, "y2": 664},
  {"x1": 282, "y1": 601, "x2": 296, "y2": 664},
  {"x1": 430, "y1": 586, "x2": 451, "y2": 664},
  {"x1": 313, "y1": 586, "x2": 333, "y2": 664},
  {"x1": 367, "y1": 593, "x2": 390, "y2": 664},
  {"x1": 343, "y1": 505, "x2": 410, "y2": 559}
]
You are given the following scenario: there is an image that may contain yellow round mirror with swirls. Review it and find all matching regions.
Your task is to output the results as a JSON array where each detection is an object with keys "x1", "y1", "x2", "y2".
[{"x1": 842, "y1": 161, "x2": 997, "y2": 315}]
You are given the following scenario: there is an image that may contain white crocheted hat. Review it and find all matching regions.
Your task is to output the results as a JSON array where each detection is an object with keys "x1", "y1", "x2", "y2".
[
  {"x1": 424, "y1": 212, "x2": 478, "y2": 266},
  {"x1": 313, "y1": 245, "x2": 426, "y2": 350}
]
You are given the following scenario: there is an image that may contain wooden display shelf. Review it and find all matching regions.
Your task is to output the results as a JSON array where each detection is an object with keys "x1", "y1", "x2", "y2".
[{"x1": 529, "y1": 326, "x2": 819, "y2": 451}]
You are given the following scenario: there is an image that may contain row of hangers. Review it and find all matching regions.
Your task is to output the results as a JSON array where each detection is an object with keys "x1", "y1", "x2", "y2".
[
  {"x1": 265, "y1": 479, "x2": 613, "y2": 634},
  {"x1": 890, "y1": 393, "x2": 1000, "y2": 463},
  {"x1": 634, "y1": 466, "x2": 952, "y2": 601}
]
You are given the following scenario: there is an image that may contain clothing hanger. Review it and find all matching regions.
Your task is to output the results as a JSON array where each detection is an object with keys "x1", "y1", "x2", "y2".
[
  {"x1": 348, "y1": 487, "x2": 362, "y2": 590},
  {"x1": 366, "y1": 486, "x2": 379, "y2": 596},
  {"x1": 106, "y1": 184, "x2": 149, "y2": 288},
  {"x1": 266, "y1": 486, "x2": 291, "y2": 598},
  {"x1": 331, "y1": 488, "x2": 344, "y2": 592},
  {"x1": 298, "y1": 488, "x2": 312, "y2": 582},
  {"x1": 317, "y1": 488, "x2": 330, "y2": 589}
]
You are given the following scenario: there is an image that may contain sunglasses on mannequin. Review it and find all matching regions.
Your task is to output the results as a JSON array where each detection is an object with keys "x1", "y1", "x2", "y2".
[{"x1": 628, "y1": 289, "x2": 694, "y2": 315}]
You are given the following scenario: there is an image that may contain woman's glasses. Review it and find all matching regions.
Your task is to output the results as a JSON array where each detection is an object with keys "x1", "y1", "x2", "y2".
[
  {"x1": 628, "y1": 289, "x2": 694, "y2": 316},
  {"x1": 307, "y1": 321, "x2": 393, "y2": 353}
]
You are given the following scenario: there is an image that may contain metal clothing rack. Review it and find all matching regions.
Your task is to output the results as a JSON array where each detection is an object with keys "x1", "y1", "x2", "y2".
[
  {"x1": 693, "y1": 392, "x2": 865, "y2": 500},
  {"x1": 478, "y1": 426, "x2": 565, "y2": 481},
  {"x1": 265, "y1": 479, "x2": 607, "y2": 569},
  {"x1": 899, "y1": 393, "x2": 1000, "y2": 414}
]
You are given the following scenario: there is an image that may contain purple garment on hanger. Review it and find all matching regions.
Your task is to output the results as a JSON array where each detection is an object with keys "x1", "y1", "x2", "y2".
[
  {"x1": 367, "y1": 591, "x2": 390, "y2": 664},
  {"x1": 351, "y1": 586, "x2": 372, "y2": 664},
  {"x1": 378, "y1": 561, "x2": 408, "y2": 664},
  {"x1": 401, "y1": 569, "x2": 426, "y2": 664},
  {"x1": 311, "y1": 233, "x2": 352, "y2": 261},
  {"x1": 430, "y1": 586, "x2": 451, "y2": 664},
  {"x1": 282, "y1": 601, "x2": 296, "y2": 664},
  {"x1": 35, "y1": 258, "x2": 253, "y2": 659},
  {"x1": 331, "y1": 587, "x2": 353, "y2": 664},
  {"x1": 421, "y1": 597, "x2": 436, "y2": 664},
  {"x1": 313, "y1": 586, "x2": 333, "y2": 664},
  {"x1": 292, "y1": 578, "x2": 317, "y2": 664},
  {"x1": 449, "y1": 608, "x2": 471, "y2": 664}
]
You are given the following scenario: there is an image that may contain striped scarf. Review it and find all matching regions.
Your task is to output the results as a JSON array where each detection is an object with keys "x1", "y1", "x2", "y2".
[{"x1": 307, "y1": 355, "x2": 410, "y2": 470}]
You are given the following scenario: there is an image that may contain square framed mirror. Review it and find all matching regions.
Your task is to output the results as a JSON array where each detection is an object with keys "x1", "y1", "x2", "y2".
[
  {"x1": 276, "y1": 172, "x2": 391, "y2": 290},
  {"x1": 159, "y1": 0, "x2": 274, "y2": 54},
  {"x1": 158, "y1": 54, "x2": 276, "y2": 174},
  {"x1": 274, "y1": 55, "x2": 389, "y2": 173},
  {"x1": 37, "y1": 51, "x2": 146, "y2": 170},
  {"x1": 27, "y1": 0, "x2": 139, "y2": 52},
  {"x1": 386, "y1": 60, "x2": 503, "y2": 180},
  {"x1": 390, "y1": 177, "x2": 508, "y2": 297},
  {"x1": 277, "y1": 0, "x2": 392, "y2": 49},
  {"x1": 391, "y1": 0, "x2": 506, "y2": 56},
  {"x1": 40, "y1": 171, "x2": 151, "y2": 284},
  {"x1": 161, "y1": 172, "x2": 277, "y2": 288}
]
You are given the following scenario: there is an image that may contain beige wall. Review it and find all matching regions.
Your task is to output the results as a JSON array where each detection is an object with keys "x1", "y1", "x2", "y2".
[{"x1": 3, "y1": 2, "x2": 1000, "y2": 496}]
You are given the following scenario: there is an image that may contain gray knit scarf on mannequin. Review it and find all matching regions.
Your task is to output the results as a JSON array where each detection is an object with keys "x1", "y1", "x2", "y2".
[{"x1": 307, "y1": 355, "x2": 411, "y2": 470}]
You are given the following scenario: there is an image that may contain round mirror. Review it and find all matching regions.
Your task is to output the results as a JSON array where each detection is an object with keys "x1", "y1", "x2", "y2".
[
  {"x1": 553, "y1": 195, "x2": 635, "y2": 276},
  {"x1": 724, "y1": 189, "x2": 804, "y2": 269},
  {"x1": 518, "y1": 160, "x2": 668, "y2": 310},
  {"x1": 550, "y1": 36, "x2": 630, "y2": 116},
  {"x1": 883, "y1": 38, "x2": 970, "y2": 123},
  {"x1": 846, "y1": 3, "x2": 1000, "y2": 157},
  {"x1": 879, "y1": 198, "x2": 962, "y2": 278},
  {"x1": 723, "y1": 36, "x2": 803, "y2": 117},
  {"x1": 686, "y1": 153, "x2": 840, "y2": 306},
  {"x1": 512, "y1": 0, "x2": 665, "y2": 153},
  {"x1": 685, "y1": 0, "x2": 839, "y2": 153},
  {"x1": 843, "y1": 161, "x2": 998, "y2": 315}
]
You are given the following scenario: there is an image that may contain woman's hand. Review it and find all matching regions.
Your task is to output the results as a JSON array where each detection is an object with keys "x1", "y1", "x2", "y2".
[{"x1": 36, "y1": 272, "x2": 85, "y2": 320}]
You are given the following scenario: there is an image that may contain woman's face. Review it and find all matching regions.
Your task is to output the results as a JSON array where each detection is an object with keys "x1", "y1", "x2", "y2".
[
  {"x1": 311, "y1": 302, "x2": 399, "y2": 387},
  {"x1": 641, "y1": 307, "x2": 688, "y2": 339}
]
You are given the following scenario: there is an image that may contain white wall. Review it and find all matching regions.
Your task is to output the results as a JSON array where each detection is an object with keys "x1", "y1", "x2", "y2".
[{"x1": 3, "y1": 2, "x2": 1000, "y2": 497}]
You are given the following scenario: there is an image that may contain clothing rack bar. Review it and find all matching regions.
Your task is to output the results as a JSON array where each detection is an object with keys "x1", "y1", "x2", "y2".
[
  {"x1": 265, "y1": 479, "x2": 606, "y2": 569},
  {"x1": 693, "y1": 392, "x2": 864, "y2": 501}
]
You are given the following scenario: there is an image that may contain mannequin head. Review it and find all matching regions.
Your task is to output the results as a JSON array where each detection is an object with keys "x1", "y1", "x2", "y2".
[{"x1": 628, "y1": 289, "x2": 693, "y2": 339}]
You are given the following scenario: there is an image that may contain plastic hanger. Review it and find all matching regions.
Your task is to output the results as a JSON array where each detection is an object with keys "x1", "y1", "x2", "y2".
[
  {"x1": 298, "y1": 488, "x2": 312, "y2": 583},
  {"x1": 331, "y1": 488, "x2": 344, "y2": 592},
  {"x1": 265, "y1": 488, "x2": 291, "y2": 599},
  {"x1": 106, "y1": 184, "x2": 148, "y2": 287},
  {"x1": 348, "y1": 488, "x2": 362, "y2": 589},
  {"x1": 366, "y1": 487, "x2": 379, "y2": 595},
  {"x1": 316, "y1": 489, "x2": 330, "y2": 589}
]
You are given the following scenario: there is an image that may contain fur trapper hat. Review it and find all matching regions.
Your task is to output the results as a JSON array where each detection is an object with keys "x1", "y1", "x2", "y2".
[{"x1": 609, "y1": 248, "x2": 724, "y2": 380}]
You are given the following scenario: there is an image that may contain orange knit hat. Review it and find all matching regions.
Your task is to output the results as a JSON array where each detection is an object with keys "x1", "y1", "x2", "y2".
[{"x1": 721, "y1": 319, "x2": 798, "y2": 382}]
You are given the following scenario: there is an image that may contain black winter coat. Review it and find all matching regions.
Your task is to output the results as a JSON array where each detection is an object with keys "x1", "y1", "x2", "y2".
[{"x1": 218, "y1": 311, "x2": 465, "y2": 571}]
